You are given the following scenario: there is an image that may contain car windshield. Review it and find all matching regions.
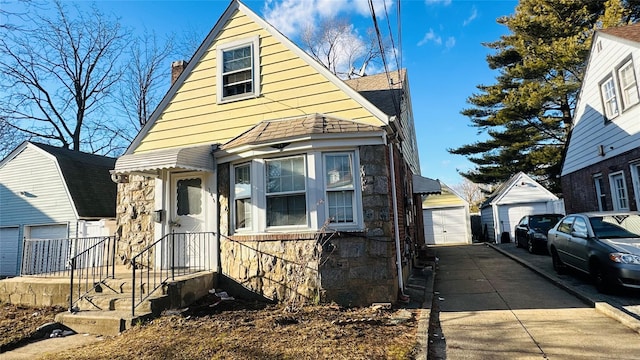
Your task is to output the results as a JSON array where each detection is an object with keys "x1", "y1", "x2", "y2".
[
  {"x1": 530, "y1": 215, "x2": 563, "y2": 232},
  {"x1": 589, "y1": 214, "x2": 640, "y2": 239}
]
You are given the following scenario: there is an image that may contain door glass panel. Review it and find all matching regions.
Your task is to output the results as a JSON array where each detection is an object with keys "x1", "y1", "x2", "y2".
[{"x1": 177, "y1": 178, "x2": 202, "y2": 216}]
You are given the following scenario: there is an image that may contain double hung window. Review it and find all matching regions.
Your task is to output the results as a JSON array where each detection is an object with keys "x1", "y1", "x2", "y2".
[
  {"x1": 601, "y1": 76, "x2": 619, "y2": 120},
  {"x1": 609, "y1": 172, "x2": 629, "y2": 211},
  {"x1": 618, "y1": 59, "x2": 639, "y2": 109},
  {"x1": 234, "y1": 163, "x2": 252, "y2": 230},
  {"x1": 266, "y1": 156, "x2": 307, "y2": 227},
  {"x1": 324, "y1": 153, "x2": 355, "y2": 224},
  {"x1": 217, "y1": 37, "x2": 260, "y2": 103}
]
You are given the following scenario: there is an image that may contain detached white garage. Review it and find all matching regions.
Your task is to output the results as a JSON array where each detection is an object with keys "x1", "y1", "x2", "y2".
[
  {"x1": 0, "y1": 141, "x2": 117, "y2": 277},
  {"x1": 422, "y1": 181, "x2": 471, "y2": 245},
  {"x1": 480, "y1": 172, "x2": 565, "y2": 244}
]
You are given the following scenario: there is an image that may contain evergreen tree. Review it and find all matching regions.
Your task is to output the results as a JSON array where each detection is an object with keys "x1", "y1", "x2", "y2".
[{"x1": 450, "y1": 0, "x2": 639, "y2": 193}]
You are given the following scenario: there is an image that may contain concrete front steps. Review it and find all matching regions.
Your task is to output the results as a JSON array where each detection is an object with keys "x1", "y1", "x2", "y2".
[{"x1": 55, "y1": 271, "x2": 216, "y2": 336}]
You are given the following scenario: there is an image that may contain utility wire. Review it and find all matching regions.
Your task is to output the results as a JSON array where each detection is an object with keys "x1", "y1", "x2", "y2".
[{"x1": 368, "y1": 0, "x2": 401, "y2": 118}]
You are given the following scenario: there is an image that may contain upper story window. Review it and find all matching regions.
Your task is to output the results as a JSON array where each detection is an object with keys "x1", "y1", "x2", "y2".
[
  {"x1": 618, "y1": 59, "x2": 639, "y2": 109},
  {"x1": 217, "y1": 36, "x2": 260, "y2": 103},
  {"x1": 600, "y1": 76, "x2": 619, "y2": 120}
]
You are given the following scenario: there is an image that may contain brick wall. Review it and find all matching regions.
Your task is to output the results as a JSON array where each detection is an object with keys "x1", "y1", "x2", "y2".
[{"x1": 562, "y1": 147, "x2": 640, "y2": 213}]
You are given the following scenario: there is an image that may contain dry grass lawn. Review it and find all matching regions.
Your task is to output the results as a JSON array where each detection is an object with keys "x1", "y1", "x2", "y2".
[{"x1": 2, "y1": 297, "x2": 421, "y2": 360}]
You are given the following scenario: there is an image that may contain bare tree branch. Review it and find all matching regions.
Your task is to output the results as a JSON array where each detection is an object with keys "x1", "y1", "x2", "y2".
[{"x1": 0, "y1": 0, "x2": 130, "y2": 154}]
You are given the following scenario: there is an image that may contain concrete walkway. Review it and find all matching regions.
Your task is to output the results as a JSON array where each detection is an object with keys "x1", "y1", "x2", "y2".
[
  {"x1": 2, "y1": 334, "x2": 102, "y2": 360},
  {"x1": 430, "y1": 244, "x2": 640, "y2": 359}
]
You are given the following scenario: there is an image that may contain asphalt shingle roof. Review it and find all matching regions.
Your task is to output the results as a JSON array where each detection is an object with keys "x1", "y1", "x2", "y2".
[
  {"x1": 344, "y1": 69, "x2": 405, "y2": 117},
  {"x1": 222, "y1": 114, "x2": 383, "y2": 150},
  {"x1": 31, "y1": 143, "x2": 117, "y2": 218},
  {"x1": 600, "y1": 22, "x2": 640, "y2": 42}
]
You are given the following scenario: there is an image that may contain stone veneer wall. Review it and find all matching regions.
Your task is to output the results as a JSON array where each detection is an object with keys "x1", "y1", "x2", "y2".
[
  {"x1": 218, "y1": 144, "x2": 397, "y2": 307},
  {"x1": 115, "y1": 174, "x2": 156, "y2": 265}
]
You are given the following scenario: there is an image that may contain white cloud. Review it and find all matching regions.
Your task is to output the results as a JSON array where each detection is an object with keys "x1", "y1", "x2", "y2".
[
  {"x1": 445, "y1": 36, "x2": 456, "y2": 49},
  {"x1": 263, "y1": 0, "x2": 394, "y2": 38},
  {"x1": 463, "y1": 7, "x2": 478, "y2": 26},
  {"x1": 417, "y1": 29, "x2": 442, "y2": 46}
]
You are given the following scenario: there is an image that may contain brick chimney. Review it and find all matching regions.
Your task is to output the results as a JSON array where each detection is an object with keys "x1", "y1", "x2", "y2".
[{"x1": 171, "y1": 60, "x2": 188, "y2": 85}]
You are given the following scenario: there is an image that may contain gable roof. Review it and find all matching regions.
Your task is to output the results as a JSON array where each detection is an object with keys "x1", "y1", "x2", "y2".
[
  {"x1": 29, "y1": 143, "x2": 117, "y2": 218},
  {"x1": 221, "y1": 114, "x2": 383, "y2": 150},
  {"x1": 345, "y1": 70, "x2": 405, "y2": 117},
  {"x1": 124, "y1": 0, "x2": 396, "y2": 156},
  {"x1": 480, "y1": 172, "x2": 557, "y2": 208},
  {"x1": 599, "y1": 22, "x2": 640, "y2": 43}
]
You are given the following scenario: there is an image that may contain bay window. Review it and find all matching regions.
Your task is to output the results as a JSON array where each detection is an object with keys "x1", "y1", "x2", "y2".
[{"x1": 230, "y1": 150, "x2": 362, "y2": 233}]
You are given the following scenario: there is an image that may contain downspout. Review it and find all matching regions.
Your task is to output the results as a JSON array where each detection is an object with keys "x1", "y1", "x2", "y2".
[
  {"x1": 389, "y1": 142, "x2": 406, "y2": 297},
  {"x1": 211, "y1": 146, "x2": 221, "y2": 276}
]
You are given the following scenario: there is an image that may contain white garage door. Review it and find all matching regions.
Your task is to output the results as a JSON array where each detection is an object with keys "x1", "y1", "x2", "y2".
[
  {"x1": 498, "y1": 203, "x2": 548, "y2": 242},
  {"x1": 423, "y1": 207, "x2": 469, "y2": 245},
  {"x1": 0, "y1": 227, "x2": 20, "y2": 276},
  {"x1": 22, "y1": 224, "x2": 70, "y2": 275}
]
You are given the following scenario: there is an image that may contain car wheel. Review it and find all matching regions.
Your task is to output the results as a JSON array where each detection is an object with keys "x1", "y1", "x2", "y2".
[
  {"x1": 515, "y1": 236, "x2": 521, "y2": 248},
  {"x1": 551, "y1": 248, "x2": 565, "y2": 275},
  {"x1": 527, "y1": 239, "x2": 535, "y2": 254},
  {"x1": 591, "y1": 262, "x2": 612, "y2": 294}
]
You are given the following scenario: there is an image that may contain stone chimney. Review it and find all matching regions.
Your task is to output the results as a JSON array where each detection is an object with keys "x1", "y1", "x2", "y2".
[{"x1": 171, "y1": 60, "x2": 188, "y2": 85}]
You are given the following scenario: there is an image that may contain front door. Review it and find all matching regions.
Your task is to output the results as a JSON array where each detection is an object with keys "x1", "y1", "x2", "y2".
[{"x1": 170, "y1": 173, "x2": 205, "y2": 268}]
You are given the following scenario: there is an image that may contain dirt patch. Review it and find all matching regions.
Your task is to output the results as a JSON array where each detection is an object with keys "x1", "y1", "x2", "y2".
[
  {"x1": 0, "y1": 302, "x2": 65, "y2": 352},
  {"x1": 3, "y1": 295, "x2": 420, "y2": 360}
]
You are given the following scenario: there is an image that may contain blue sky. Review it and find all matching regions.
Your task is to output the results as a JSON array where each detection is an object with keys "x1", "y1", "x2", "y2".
[{"x1": 4, "y1": 0, "x2": 518, "y2": 186}]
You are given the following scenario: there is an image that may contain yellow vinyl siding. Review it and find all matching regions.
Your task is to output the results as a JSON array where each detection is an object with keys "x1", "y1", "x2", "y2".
[{"x1": 134, "y1": 10, "x2": 384, "y2": 153}]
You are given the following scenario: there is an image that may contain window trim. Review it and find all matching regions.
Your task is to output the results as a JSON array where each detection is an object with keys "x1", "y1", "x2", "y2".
[
  {"x1": 599, "y1": 74, "x2": 619, "y2": 122},
  {"x1": 630, "y1": 162, "x2": 640, "y2": 211},
  {"x1": 265, "y1": 155, "x2": 308, "y2": 229},
  {"x1": 232, "y1": 162, "x2": 252, "y2": 232},
  {"x1": 616, "y1": 56, "x2": 639, "y2": 111},
  {"x1": 609, "y1": 171, "x2": 630, "y2": 211},
  {"x1": 228, "y1": 149, "x2": 364, "y2": 234},
  {"x1": 216, "y1": 36, "x2": 260, "y2": 104},
  {"x1": 593, "y1": 174, "x2": 606, "y2": 211}
]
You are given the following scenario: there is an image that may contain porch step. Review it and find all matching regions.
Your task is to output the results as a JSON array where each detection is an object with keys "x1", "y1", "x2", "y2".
[
  {"x1": 76, "y1": 292, "x2": 169, "y2": 313},
  {"x1": 55, "y1": 310, "x2": 154, "y2": 337}
]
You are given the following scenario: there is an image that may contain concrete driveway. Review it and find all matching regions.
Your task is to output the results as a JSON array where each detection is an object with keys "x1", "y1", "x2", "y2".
[{"x1": 429, "y1": 244, "x2": 640, "y2": 359}]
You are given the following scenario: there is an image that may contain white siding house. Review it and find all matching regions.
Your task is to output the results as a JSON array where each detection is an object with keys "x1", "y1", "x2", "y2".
[
  {"x1": 480, "y1": 172, "x2": 564, "y2": 243},
  {"x1": 422, "y1": 181, "x2": 471, "y2": 245},
  {"x1": 562, "y1": 24, "x2": 640, "y2": 213},
  {"x1": 0, "y1": 142, "x2": 117, "y2": 277}
]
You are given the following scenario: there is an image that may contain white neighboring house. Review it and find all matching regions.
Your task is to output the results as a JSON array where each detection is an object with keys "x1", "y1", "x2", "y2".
[
  {"x1": 0, "y1": 142, "x2": 117, "y2": 277},
  {"x1": 562, "y1": 23, "x2": 640, "y2": 213},
  {"x1": 480, "y1": 172, "x2": 565, "y2": 244},
  {"x1": 422, "y1": 181, "x2": 472, "y2": 245}
]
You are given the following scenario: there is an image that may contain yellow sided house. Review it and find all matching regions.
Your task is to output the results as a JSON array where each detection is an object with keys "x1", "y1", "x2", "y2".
[{"x1": 112, "y1": 0, "x2": 422, "y2": 306}]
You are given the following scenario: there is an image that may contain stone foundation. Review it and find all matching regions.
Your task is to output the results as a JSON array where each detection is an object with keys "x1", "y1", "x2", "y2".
[
  {"x1": 220, "y1": 233, "x2": 396, "y2": 307},
  {"x1": 115, "y1": 175, "x2": 155, "y2": 266}
]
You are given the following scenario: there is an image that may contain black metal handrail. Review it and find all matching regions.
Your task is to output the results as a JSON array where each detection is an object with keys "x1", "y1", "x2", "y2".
[
  {"x1": 131, "y1": 232, "x2": 214, "y2": 316},
  {"x1": 68, "y1": 236, "x2": 117, "y2": 312}
]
